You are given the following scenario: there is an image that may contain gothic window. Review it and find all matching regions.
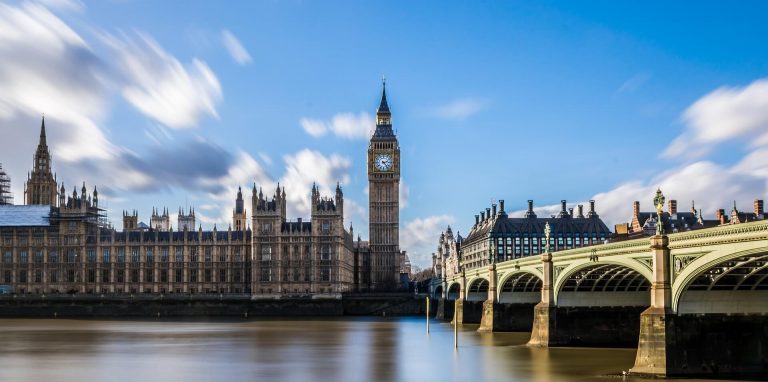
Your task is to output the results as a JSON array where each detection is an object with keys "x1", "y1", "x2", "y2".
[
  {"x1": 102, "y1": 248, "x2": 111, "y2": 264},
  {"x1": 261, "y1": 246, "x2": 272, "y2": 261},
  {"x1": 117, "y1": 248, "x2": 125, "y2": 264},
  {"x1": 320, "y1": 245, "x2": 331, "y2": 261},
  {"x1": 102, "y1": 269, "x2": 110, "y2": 283},
  {"x1": 87, "y1": 249, "x2": 96, "y2": 263},
  {"x1": 260, "y1": 267, "x2": 271, "y2": 282},
  {"x1": 175, "y1": 269, "x2": 183, "y2": 283},
  {"x1": 146, "y1": 248, "x2": 154, "y2": 266},
  {"x1": 175, "y1": 248, "x2": 183, "y2": 264},
  {"x1": 131, "y1": 248, "x2": 140, "y2": 263},
  {"x1": 20, "y1": 251, "x2": 28, "y2": 264},
  {"x1": 34, "y1": 250, "x2": 43, "y2": 264},
  {"x1": 161, "y1": 247, "x2": 169, "y2": 263},
  {"x1": 2, "y1": 251, "x2": 10, "y2": 264},
  {"x1": 322, "y1": 221, "x2": 331, "y2": 234}
]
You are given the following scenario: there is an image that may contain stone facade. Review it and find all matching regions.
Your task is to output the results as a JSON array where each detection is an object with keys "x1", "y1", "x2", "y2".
[{"x1": 250, "y1": 183, "x2": 354, "y2": 296}]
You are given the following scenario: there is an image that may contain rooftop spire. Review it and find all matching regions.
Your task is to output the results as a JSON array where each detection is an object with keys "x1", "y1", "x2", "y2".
[
  {"x1": 377, "y1": 78, "x2": 390, "y2": 115},
  {"x1": 39, "y1": 115, "x2": 47, "y2": 146}
]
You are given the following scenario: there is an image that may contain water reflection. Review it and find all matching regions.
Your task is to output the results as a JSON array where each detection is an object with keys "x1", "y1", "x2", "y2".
[{"x1": 0, "y1": 318, "x2": 727, "y2": 382}]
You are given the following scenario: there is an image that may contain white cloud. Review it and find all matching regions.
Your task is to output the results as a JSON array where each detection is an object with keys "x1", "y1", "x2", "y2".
[
  {"x1": 506, "y1": 157, "x2": 767, "y2": 230},
  {"x1": 401, "y1": 215, "x2": 456, "y2": 268},
  {"x1": 280, "y1": 149, "x2": 352, "y2": 217},
  {"x1": 664, "y1": 78, "x2": 768, "y2": 159},
  {"x1": 221, "y1": 29, "x2": 252, "y2": 65},
  {"x1": 32, "y1": 0, "x2": 84, "y2": 12},
  {"x1": 429, "y1": 98, "x2": 489, "y2": 120},
  {"x1": 0, "y1": 2, "x2": 116, "y2": 201},
  {"x1": 299, "y1": 117, "x2": 329, "y2": 137},
  {"x1": 105, "y1": 32, "x2": 222, "y2": 129},
  {"x1": 258, "y1": 152, "x2": 272, "y2": 165},
  {"x1": 300, "y1": 112, "x2": 374, "y2": 139}
]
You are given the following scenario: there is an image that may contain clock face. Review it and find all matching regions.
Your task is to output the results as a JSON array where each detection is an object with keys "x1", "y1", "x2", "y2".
[{"x1": 375, "y1": 154, "x2": 393, "y2": 171}]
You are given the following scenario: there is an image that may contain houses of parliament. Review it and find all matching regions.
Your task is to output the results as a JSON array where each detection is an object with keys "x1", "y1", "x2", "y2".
[{"x1": 0, "y1": 85, "x2": 406, "y2": 296}]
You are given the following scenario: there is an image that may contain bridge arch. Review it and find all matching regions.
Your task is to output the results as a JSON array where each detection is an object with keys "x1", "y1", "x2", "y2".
[
  {"x1": 497, "y1": 271, "x2": 542, "y2": 304},
  {"x1": 446, "y1": 282, "x2": 461, "y2": 300},
  {"x1": 554, "y1": 260, "x2": 652, "y2": 307},
  {"x1": 673, "y1": 246, "x2": 768, "y2": 314},
  {"x1": 466, "y1": 277, "x2": 489, "y2": 302},
  {"x1": 432, "y1": 285, "x2": 443, "y2": 299}
]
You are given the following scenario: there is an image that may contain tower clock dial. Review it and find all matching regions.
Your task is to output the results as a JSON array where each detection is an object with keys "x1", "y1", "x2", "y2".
[{"x1": 375, "y1": 154, "x2": 393, "y2": 171}]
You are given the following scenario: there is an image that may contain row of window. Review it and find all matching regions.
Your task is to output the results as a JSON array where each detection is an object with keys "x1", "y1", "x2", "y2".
[
  {"x1": 1, "y1": 247, "x2": 246, "y2": 265},
  {"x1": 4, "y1": 268, "x2": 247, "y2": 284}
]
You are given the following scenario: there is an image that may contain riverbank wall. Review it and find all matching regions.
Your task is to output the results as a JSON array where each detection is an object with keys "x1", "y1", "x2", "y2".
[{"x1": 0, "y1": 294, "x2": 431, "y2": 318}]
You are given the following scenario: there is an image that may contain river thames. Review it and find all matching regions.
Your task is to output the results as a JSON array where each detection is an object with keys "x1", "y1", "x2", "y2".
[{"x1": 0, "y1": 317, "x2": 727, "y2": 382}]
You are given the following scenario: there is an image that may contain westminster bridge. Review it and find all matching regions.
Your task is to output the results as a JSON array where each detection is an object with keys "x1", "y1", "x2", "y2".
[{"x1": 435, "y1": 219, "x2": 768, "y2": 379}]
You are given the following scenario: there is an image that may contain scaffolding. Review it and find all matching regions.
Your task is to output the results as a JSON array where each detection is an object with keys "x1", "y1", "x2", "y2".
[{"x1": 0, "y1": 163, "x2": 12, "y2": 205}]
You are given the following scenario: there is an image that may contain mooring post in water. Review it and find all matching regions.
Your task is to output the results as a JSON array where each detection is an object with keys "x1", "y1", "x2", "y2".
[
  {"x1": 426, "y1": 296, "x2": 430, "y2": 334},
  {"x1": 453, "y1": 305, "x2": 458, "y2": 349}
]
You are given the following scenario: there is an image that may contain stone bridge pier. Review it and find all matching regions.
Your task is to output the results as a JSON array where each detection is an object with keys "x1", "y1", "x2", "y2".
[
  {"x1": 527, "y1": 249, "x2": 651, "y2": 347},
  {"x1": 477, "y1": 264, "x2": 538, "y2": 332},
  {"x1": 630, "y1": 235, "x2": 768, "y2": 379}
]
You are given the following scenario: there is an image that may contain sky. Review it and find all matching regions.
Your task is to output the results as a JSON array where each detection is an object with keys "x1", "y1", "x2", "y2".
[{"x1": 1, "y1": 0, "x2": 768, "y2": 268}]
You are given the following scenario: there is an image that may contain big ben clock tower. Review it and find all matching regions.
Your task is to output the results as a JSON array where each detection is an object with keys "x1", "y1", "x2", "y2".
[{"x1": 368, "y1": 82, "x2": 400, "y2": 290}]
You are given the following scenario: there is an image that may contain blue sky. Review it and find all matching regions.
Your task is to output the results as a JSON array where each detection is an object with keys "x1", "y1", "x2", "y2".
[{"x1": 1, "y1": 0, "x2": 768, "y2": 267}]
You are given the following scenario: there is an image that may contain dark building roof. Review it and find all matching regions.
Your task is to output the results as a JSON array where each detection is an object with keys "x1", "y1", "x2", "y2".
[
  {"x1": 464, "y1": 200, "x2": 611, "y2": 244},
  {"x1": 0, "y1": 205, "x2": 51, "y2": 227}
]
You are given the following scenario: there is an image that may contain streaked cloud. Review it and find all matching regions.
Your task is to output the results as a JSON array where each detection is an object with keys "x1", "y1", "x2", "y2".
[
  {"x1": 617, "y1": 72, "x2": 652, "y2": 94},
  {"x1": 104, "y1": 32, "x2": 222, "y2": 129},
  {"x1": 664, "y1": 78, "x2": 768, "y2": 159},
  {"x1": 300, "y1": 112, "x2": 374, "y2": 139},
  {"x1": 221, "y1": 29, "x2": 252, "y2": 65},
  {"x1": 428, "y1": 98, "x2": 489, "y2": 120}
]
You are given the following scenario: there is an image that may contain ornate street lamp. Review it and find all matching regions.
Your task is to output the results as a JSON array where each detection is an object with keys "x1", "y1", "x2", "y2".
[{"x1": 654, "y1": 188, "x2": 666, "y2": 236}]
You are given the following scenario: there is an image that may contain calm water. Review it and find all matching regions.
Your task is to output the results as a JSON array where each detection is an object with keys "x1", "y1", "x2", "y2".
[{"x1": 0, "y1": 318, "x2": 733, "y2": 382}]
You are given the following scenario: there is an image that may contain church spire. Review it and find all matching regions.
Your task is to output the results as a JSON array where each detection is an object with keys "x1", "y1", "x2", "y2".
[{"x1": 39, "y1": 115, "x2": 47, "y2": 147}]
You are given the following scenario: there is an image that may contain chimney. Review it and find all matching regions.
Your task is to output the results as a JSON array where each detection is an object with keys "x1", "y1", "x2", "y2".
[
  {"x1": 716, "y1": 209, "x2": 726, "y2": 225},
  {"x1": 525, "y1": 200, "x2": 536, "y2": 218},
  {"x1": 480, "y1": 211, "x2": 485, "y2": 222},
  {"x1": 492, "y1": 204, "x2": 497, "y2": 216},
  {"x1": 633, "y1": 201, "x2": 640, "y2": 217},
  {"x1": 499, "y1": 200, "x2": 505, "y2": 213},
  {"x1": 486, "y1": 208, "x2": 491, "y2": 220},
  {"x1": 561, "y1": 200, "x2": 567, "y2": 213},
  {"x1": 577, "y1": 204, "x2": 584, "y2": 218},
  {"x1": 668, "y1": 200, "x2": 677, "y2": 215},
  {"x1": 589, "y1": 200, "x2": 596, "y2": 214},
  {"x1": 297, "y1": 217, "x2": 302, "y2": 225},
  {"x1": 755, "y1": 199, "x2": 764, "y2": 215},
  {"x1": 568, "y1": 207, "x2": 574, "y2": 217},
  {"x1": 475, "y1": 215, "x2": 479, "y2": 225}
]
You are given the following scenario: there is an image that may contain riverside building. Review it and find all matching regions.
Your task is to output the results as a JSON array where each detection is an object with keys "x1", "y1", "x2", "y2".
[
  {"x1": 0, "y1": 85, "x2": 403, "y2": 296},
  {"x1": 459, "y1": 199, "x2": 612, "y2": 270}
]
